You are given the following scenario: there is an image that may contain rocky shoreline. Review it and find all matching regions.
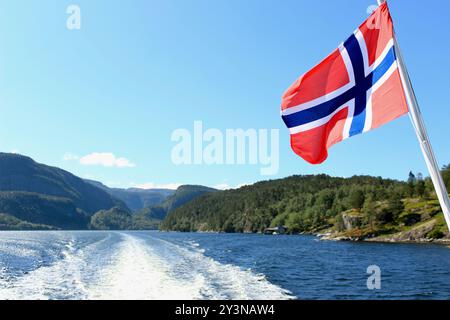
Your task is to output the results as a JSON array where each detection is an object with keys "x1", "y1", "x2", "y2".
[
  {"x1": 317, "y1": 230, "x2": 450, "y2": 245},
  {"x1": 313, "y1": 211, "x2": 450, "y2": 245}
]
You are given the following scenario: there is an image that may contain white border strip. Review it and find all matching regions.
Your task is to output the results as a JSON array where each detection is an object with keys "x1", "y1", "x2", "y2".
[
  {"x1": 281, "y1": 45, "x2": 355, "y2": 117},
  {"x1": 283, "y1": 34, "x2": 394, "y2": 117},
  {"x1": 363, "y1": 90, "x2": 373, "y2": 133},
  {"x1": 289, "y1": 99, "x2": 355, "y2": 135},
  {"x1": 371, "y1": 61, "x2": 398, "y2": 92},
  {"x1": 286, "y1": 30, "x2": 398, "y2": 134},
  {"x1": 342, "y1": 99, "x2": 355, "y2": 139},
  {"x1": 289, "y1": 63, "x2": 398, "y2": 134},
  {"x1": 354, "y1": 29, "x2": 394, "y2": 77}
]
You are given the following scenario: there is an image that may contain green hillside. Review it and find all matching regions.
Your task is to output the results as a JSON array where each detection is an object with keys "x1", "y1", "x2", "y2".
[
  {"x1": 161, "y1": 169, "x2": 450, "y2": 242},
  {"x1": 132, "y1": 185, "x2": 217, "y2": 229},
  {"x1": 160, "y1": 185, "x2": 217, "y2": 213},
  {"x1": 0, "y1": 153, "x2": 125, "y2": 214},
  {"x1": 0, "y1": 153, "x2": 126, "y2": 229},
  {"x1": 0, "y1": 150, "x2": 448, "y2": 238},
  {"x1": 0, "y1": 191, "x2": 88, "y2": 229},
  {"x1": 85, "y1": 179, "x2": 174, "y2": 212},
  {"x1": 0, "y1": 213, "x2": 56, "y2": 230},
  {"x1": 90, "y1": 206, "x2": 133, "y2": 230}
]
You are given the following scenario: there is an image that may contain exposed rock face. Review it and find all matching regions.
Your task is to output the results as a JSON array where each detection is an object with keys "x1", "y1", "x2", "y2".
[{"x1": 341, "y1": 213, "x2": 362, "y2": 231}]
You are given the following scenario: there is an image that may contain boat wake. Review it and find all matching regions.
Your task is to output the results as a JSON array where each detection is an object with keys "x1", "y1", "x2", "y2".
[{"x1": 0, "y1": 232, "x2": 294, "y2": 300}]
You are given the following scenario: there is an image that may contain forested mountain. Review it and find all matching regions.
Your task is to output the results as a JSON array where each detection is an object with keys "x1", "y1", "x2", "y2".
[
  {"x1": 90, "y1": 206, "x2": 133, "y2": 230},
  {"x1": 0, "y1": 153, "x2": 215, "y2": 230},
  {"x1": 132, "y1": 185, "x2": 217, "y2": 229},
  {"x1": 161, "y1": 169, "x2": 450, "y2": 241},
  {"x1": 161, "y1": 175, "x2": 402, "y2": 232},
  {"x1": 0, "y1": 212, "x2": 57, "y2": 230},
  {"x1": 0, "y1": 191, "x2": 88, "y2": 229},
  {"x1": 1, "y1": 151, "x2": 448, "y2": 238},
  {"x1": 160, "y1": 185, "x2": 217, "y2": 213},
  {"x1": 0, "y1": 153, "x2": 124, "y2": 214},
  {"x1": 0, "y1": 153, "x2": 124, "y2": 229},
  {"x1": 85, "y1": 179, "x2": 174, "y2": 212}
]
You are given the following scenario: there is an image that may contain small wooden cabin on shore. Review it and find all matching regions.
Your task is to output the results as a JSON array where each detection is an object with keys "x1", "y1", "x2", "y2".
[{"x1": 264, "y1": 226, "x2": 287, "y2": 235}]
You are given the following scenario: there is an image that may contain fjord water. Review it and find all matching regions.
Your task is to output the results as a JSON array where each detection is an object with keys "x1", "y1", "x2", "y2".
[{"x1": 0, "y1": 231, "x2": 449, "y2": 300}]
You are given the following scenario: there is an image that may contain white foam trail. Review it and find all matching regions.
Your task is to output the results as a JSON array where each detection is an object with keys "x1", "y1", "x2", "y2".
[
  {"x1": 86, "y1": 234, "x2": 204, "y2": 300},
  {"x1": 0, "y1": 232, "x2": 294, "y2": 300},
  {"x1": 0, "y1": 233, "x2": 114, "y2": 300},
  {"x1": 0, "y1": 237, "x2": 88, "y2": 300},
  {"x1": 0, "y1": 239, "x2": 41, "y2": 258},
  {"x1": 85, "y1": 233, "x2": 294, "y2": 300},
  {"x1": 143, "y1": 235, "x2": 295, "y2": 300}
]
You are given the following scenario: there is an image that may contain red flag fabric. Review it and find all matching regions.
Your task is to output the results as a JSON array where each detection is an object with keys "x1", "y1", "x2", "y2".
[{"x1": 281, "y1": 2, "x2": 408, "y2": 164}]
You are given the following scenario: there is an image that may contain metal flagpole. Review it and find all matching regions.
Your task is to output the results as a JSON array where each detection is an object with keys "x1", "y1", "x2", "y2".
[{"x1": 377, "y1": 0, "x2": 450, "y2": 231}]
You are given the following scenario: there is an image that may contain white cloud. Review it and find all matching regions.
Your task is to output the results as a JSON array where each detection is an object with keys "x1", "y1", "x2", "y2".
[
  {"x1": 213, "y1": 183, "x2": 231, "y2": 190},
  {"x1": 213, "y1": 182, "x2": 251, "y2": 190},
  {"x1": 133, "y1": 182, "x2": 182, "y2": 190},
  {"x1": 79, "y1": 152, "x2": 135, "y2": 168}
]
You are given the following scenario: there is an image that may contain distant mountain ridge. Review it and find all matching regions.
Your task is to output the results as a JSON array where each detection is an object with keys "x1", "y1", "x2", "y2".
[
  {"x1": 0, "y1": 153, "x2": 124, "y2": 214},
  {"x1": 160, "y1": 185, "x2": 217, "y2": 213},
  {"x1": 133, "y1": 185, "x2": 217, "y2": 229},
  {"x1": 84, "y1": 179, "x2": 174, "y2": 212},
  {"x1": 0, "y1": 153, "x2": 128, "y2": 229},
  {"x1": 0, "y1": 152, "x2": 215, "y2": 230}
]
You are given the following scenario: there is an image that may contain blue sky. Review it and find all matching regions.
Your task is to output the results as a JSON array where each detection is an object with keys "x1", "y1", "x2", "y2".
[{"x1": 0, "y1": 0, "x2": 449, "y2": 189}]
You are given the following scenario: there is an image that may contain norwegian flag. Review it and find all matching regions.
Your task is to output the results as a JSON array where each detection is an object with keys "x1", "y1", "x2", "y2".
[{"x1": 281, "y1": 2, "x2": 408, "y2": 164}]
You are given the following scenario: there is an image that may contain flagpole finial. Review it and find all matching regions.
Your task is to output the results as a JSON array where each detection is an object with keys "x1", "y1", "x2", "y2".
[{"x1": 377, "y1": 0, "x2": 386, "y2": 5}]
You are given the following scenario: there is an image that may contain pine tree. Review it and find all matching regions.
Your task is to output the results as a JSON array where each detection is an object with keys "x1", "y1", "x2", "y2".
[
  {"x1": 349, "y1": 189, "x2": 365, "y2": 210},
  {"x1": 416, "y1": 172, "x2": 426, "y2": 198},
  {"x1": 406, "y1": 171, "x2": 416, "y2": 197},
  {"x1": 362, "y1": 194, "x2": 376, "y2": 228}
]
